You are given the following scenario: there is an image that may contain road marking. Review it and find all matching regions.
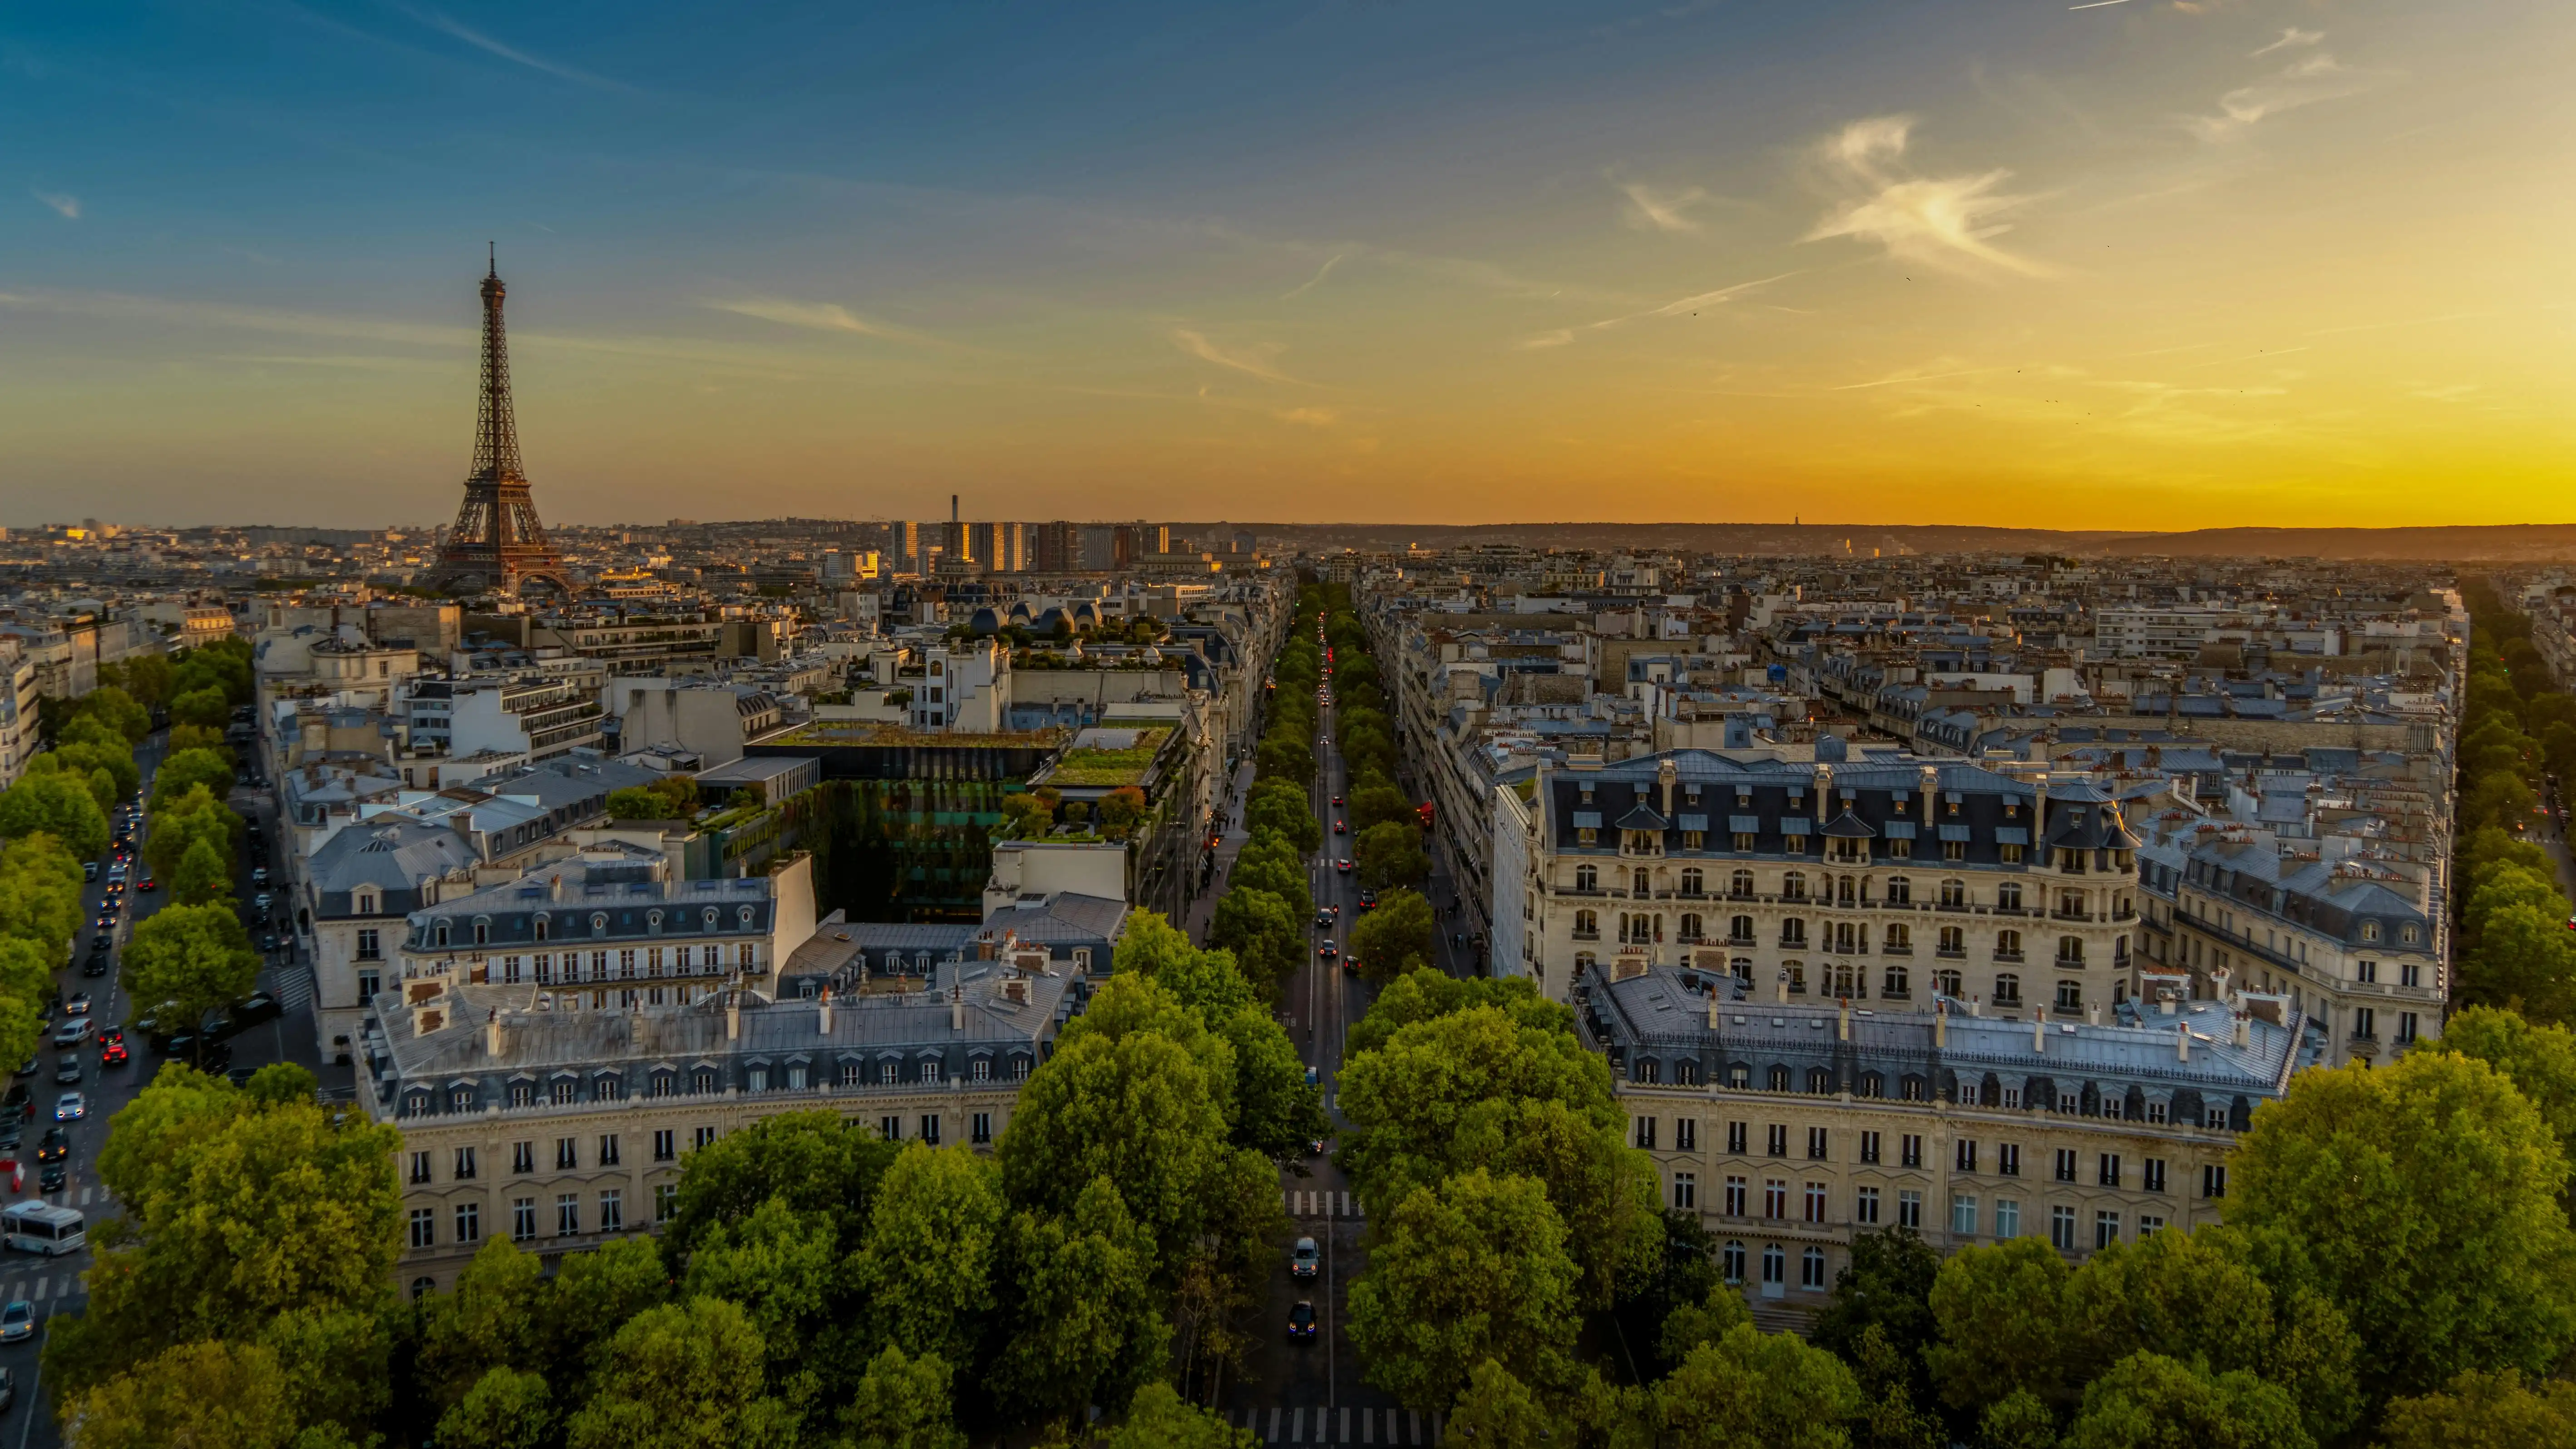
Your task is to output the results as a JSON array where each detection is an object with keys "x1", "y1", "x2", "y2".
[
  {"x1": 1292, "y1": 1408, "x2": 1304, "y2": 1444},
  {"x1": 1267, "y1": 1408, "x2": 1281, "y2": 1444},
  {"x1": 30, "y1": 1277, "x2": 45, "y2": 1301},
  {"x1": 1410, "y1": 1412, "x2": 1421, "y2": 1445},
  {"x1": 1362, "y1": 1408, "x2": 1373, "y2": 1444},
  {"x1": 77, "y1": 1188, "x2": 90, "y2": 1206},
  {"x1": 1341, "y1": 1407, "x2": 1351, "y2": 1444}
]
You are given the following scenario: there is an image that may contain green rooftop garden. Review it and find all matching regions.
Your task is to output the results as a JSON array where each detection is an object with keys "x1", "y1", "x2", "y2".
[{"x1": 1047, "y1": 726, "x2": 1172, "y2": 788}]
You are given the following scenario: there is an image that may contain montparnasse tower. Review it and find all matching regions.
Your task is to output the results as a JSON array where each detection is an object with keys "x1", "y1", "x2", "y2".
[{"x1": 428, "y1": 248, "x2": 570, "y2": 596}]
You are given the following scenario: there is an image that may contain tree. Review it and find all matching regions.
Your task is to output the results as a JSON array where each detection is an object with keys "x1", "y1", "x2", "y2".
[
  {"x1": 2058, "y1": 1351, "x2": 2310, "y2": 1449},
  {"x1": 1347, "y1": 1169, "x2": 1582, "y2": 1411},
  {"x1": 1000, "y1": 791, "x2": 1055, "y2": 837},
  {"x1": 144, "y1": 783, "x2": 241, "y2": 883},
  {"x1": 2379, "y1": 1369, "x2": 2576, "y2": 1449},
  {"x1": 1345, "y1": 971, "x2": 1574, "y2": 1058},
  {"x1": 167, "y1": 722, "x2": 232, "y2": 759},
  {"x1": 540, "y1": 1237, "x2": 670, "y2": 1388},
  {"x1": 418, "y1": 1239, "x2": 550, "y2": 1409},
  {"x1": 842, "y1": 1345, "x2": 968, "y2": 1449},
  {"x1": 0, "y1": 831, "x2": 87, "y2": 956},
  {"x1": 1657, "y1": 1277, "x2": 1752, "y2": 1364},
  {"x1": 1350, "y1": 887, "x2": 1433, "y2": 979},
  {"x1": 661, "y1": 1109, "x2": 898, "y2": 1262},
  {"x1": 1100, "y1": 1382, "x2": 1255, "y2": 1449},
  {"x1": 437, "y1": 1367, "x2": 555, "y2": 1449},
  {"x1": 103, "y1": 655, "x2": 176, "y2": 710},
  {"x1": 1207, "y1": 886, "x2": 1301, "y2": 997},
  {"x1": 173, "y1": 835, "x2": 232, "y2": 906},
  {"x1": 1245, "y1": 779, "x2": 1321, "y2": 853},
  {"x1": 1925, "y1": 1238, "x2": 2075, "y2": 1416},
  {"x1": 1355, "y1": 821, "x2": 1430, "y2": 892},
  {"x1": 0, "y1": 938, "x2": 51, "y2": 1077},
  {"x1": 853, "y1": 1145, "x2": 1007, "y2": 1368},
  {"x1": 0, "y1": 767, "x2": 108, "y2": 859},
  {"x1": 151, "y1": 746, "x2": 238, "y2": 811},
  {"x1": 1337, "y1": 1002, "x2": 1659, "y2": 1308},
  {"x1": 679, "y1": 1195, "x2": 848, "y2": 1380},
  {"x1": 1653, "y1": 1324, "x2": 1865, "y2": 1449},
  {"x1": 1098, "y1": 786, "x2": 1148, "y2": 837},
  {"x1": 169, "y1": 685, "x2": 231, "y2": 729},
  {"x1": 49, "y1": 1066, "x2": 403, "y2": 1397},
  {"x1": 78, "y1": 685, "x2": 153, "y2": 744},
  {"x1": 1350, "y1": 782, "x2": 1416, "y2": 835},
  {"x1": 1446, "y1": 1360, "x2": 1564, "y2": 1449},
  {"x1": 2225, "y1": 1050, "x2": 2576, "y2": 1400},
  {"x1": 120, "y1": 903, "x2": 261, "y2": 1047},
  {"x1": 608, "y1": 786, "x2": 680, "y2": 821},
  {"x1": 54, "y1": 736, "x2": 140, "y2": 808},
  {"x1": 2418, "y1": 1005, "x2": 2576, "y2": 1207},
  {"x1": 988, "y1": 1178, "x2": 1170, "y2": 1428},
  {"x1": 1228, "y1": 838, "x2": 1312, "y2": 922},
  {"x1": 1812, "y1": 1227, "x2": 1941, "y2": 1405},
  {"x1": 1000, "y1": 974, "x2": 1240, "y2": 1266},
  {"x1": 565, "y1": 1297, "x2": 802, "y2": 1449},
  {"x1": 57, "y1": 1338, "x2": 309, "y2": 1449}
]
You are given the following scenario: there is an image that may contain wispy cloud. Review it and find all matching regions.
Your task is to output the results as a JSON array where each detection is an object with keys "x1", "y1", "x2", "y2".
[
  {"x1": 2251, "y1": 27, "x2": 2324, "y2": 57},
  {"x1": 1803, "y1": 117, "x2": 2048, "y2": 277},
  {"x1": 390, "y1": 4, "x2": 638, "y2": 92},
  {"x1": 1276, "y1": 407, "x2": 1338, "y2": 428},
  {"x1": 1280, "y1": 252, "x2": 1347, "y2": 301},
  {"x1": 2184, "y1": 52, "x2": 2372, "y2": 142},
  {"x1": 1515, "y1": 273, "x2": 1799, "y2": 350},
  {"x1": 0, "y1": 287, "x2": 466, "y2": 347},
  {"x1": 701, "y1": 296, "x2": 928, "y2": 344},
  {"x1": 31, "y1": 190, "x2": 79, "y2": 220},
  {"x1": 1172, "y1": 329, "x2": 1301, "y2": 384},
  {"x1": 1616, "y1": 180, "x2": 1712, "y2": 234}
]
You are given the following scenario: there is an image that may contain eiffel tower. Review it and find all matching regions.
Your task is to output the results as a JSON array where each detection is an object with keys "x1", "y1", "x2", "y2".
[{"x1": 429, "y1": 249, "x2": 571, "y2": 596}]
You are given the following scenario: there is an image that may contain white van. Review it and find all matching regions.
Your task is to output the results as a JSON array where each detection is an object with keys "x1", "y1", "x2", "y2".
[{"x1": 1, "y1": 1202, "x2": 83, "y2": 1256}]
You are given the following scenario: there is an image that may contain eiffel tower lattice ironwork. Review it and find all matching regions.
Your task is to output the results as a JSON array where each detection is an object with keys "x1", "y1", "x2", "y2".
[{"x1": 429, "y1": 248, "x2": 570, "y2": 596}]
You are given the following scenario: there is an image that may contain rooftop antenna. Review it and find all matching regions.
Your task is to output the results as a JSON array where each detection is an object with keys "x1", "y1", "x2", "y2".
[{"x1": 488, "y1": 240, "x2": 496, "y2": 277}]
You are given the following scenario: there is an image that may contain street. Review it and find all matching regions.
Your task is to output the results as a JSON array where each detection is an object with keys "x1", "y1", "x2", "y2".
[
  {"x1": 1210, "y1": 652, "x2": 1457, "y2": 1443},
  {"x1": 2, "y1": 734, "x2": 331, "y2": 1447}
]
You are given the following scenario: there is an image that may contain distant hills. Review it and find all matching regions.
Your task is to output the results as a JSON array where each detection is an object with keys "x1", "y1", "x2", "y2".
[{"x1": 1191, "y1": 522, "x2": 2576, "y2": 562}]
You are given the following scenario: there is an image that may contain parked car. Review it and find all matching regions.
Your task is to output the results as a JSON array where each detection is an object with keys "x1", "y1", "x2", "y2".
[
  {"x1": 81, "y1": 862, "x2": 98, "y2": 882},
  {"x1": 206, "y1": 992, "x2": 282, "y2": 1041},
  {"x1": 1290, "y1": 1237, "x2": 1320, "y2": 1280},
  {"x1": 252, "y1": 867, "x2": 269, "y2": 885}
]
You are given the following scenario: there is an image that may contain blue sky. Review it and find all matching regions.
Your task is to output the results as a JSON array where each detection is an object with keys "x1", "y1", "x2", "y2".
[{"x1": 5, "y1": 0, "x2": 2571, "y2": 527}]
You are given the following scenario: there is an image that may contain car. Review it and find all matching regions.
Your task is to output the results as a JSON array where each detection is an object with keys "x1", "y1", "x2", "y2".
[
  {"x1": 1303, "y1": 1064, "x2": 1320, "y2": 1086},
  {"x1": 1330, "y1": 794, "x2": 1343, "y2": 806},
  {"x1": 51, "y1": 1018, "x2": 93, "y2": 1048},
  {"x1": 0, "y1": 1302, "x2": 30, "y2": 1344},
  {"x1": 34, "y1": 1128, "x2": 66, "y2": 1163},
  {"x1": 1332, "y1": 819, "x2": 1347, "y2": 834},
  {"x1": 1314, "y1": 910, "x2": 1334, "y2": 929},
  {"x1": 87, "y1": 932, "x2": 110, "y2": 954},
  {"x1": 62, "y1": 994, "x2": 89, "y2": 1018},
  {"x1": 1335, "y1": 858, "x2": 1353, "y2": 873},
  {"x1": 1358, "y1": 889, "x2": 1377, "y2": 910},
  {"x1": 253, "y1": 892, "x2": 273, "y2": 912},
  {"x1": 1291, "y1": 1237, "x2": 1320, "y2": 1280},
  {"x1": 99, "y1": 1039, "x2": 128, "y2": 1067},
  {"x1": 37, "y1": 1161, "x2": 65, "y2": 1193},
  {"x1": 80, "y1": 957, "x2": 108, "y2": 978},
  {"x1": 252, "y1": 866, "x2": 269, "y2": 885},
  {"x1": 1317, "y1": 941, "x2": 1338, "y2": 960},
  {"x1": 208, "y1": 992, "x2": 282, "y2": 1040},
  {"x1": 51, "y1": 1055, "x2": 79, "y2": 1087},
  {"x1": 52, "y1": 1093, "x2": 83, "y2": 1123},
  {"x1": 1, "y1": 1084, "x2": 24, "y2": 1115},
  {"x1": 81, "y1": 861, "x2": 98, "y2": 882},
  {"x1": 105, "y1": 864, "x2": 126, "y2": 882},
  {"x1": 1288, "y1": 1301, "x2": 1318, "y2": 1341},
  {"x1": 138, "y1": 875, "x2": 157, "y2": 892},
  {"x1": 1309, "y1": 1136, "x2": 1327, "y2": 1156}
]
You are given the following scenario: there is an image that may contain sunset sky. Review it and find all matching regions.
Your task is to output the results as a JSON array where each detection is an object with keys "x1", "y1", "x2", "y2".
[{"x1": 4, "y1": 0, "x2": 2571, "y2": 528}]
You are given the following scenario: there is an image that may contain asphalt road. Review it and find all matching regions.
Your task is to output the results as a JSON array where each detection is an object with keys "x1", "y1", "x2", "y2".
[
  {"x1": 1224, "y1": 654, "x2": 1456, "y2": 1442},
  {"x1": 3, "y1": 738, "x2": 325, "y2": 1447}
]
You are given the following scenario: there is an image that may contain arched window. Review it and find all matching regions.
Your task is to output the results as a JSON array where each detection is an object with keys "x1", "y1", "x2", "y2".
[
  {"x1": 1940, "y1": 879, "x2": 1967, "y2": 908},
  {"x1": 2058, "y1": 935, "x2": 2085, "y2": 965},
  {"x1": 1935, "y1": 968, "x2": 1963, "y2": 996},
  {"x1": 1780, "y1": 918, "x2": 1807, "y2": 947},
  {"x1": 1731, "y1": 870, "x2": 1756, "y2": 899},
  {"x1": 1574, "y1": 951, "x2": 1597, "y2": 974},
  {"x1": 1884, "y1": 923, "x2": 1911, "y2": 952},
  {"x1": 1883, "y1": 964, "x2": 1911, "y2": 998},
  {"x1": 433, "y1": 923, "x2": 449, "y2": 948},
  {"x1": 1996, "y1": 929, "x2": 2022, "y2": 960},
  {"x1": 1574, "y1": 909, "x2": 1598, "y2": 937},
  {"x1": 1994, "y1": 973, "x2": 2022, "y2": 1005},
  {"x1": 1575, "y1": 865, "x2": 1599, "y2": 892},
  {"x1": 1783, "y1": 961, "x2": 1806, "y2": 993},
  {"x1": 1885, "y1": 876, "x2": 1910, "y2": 905},
  {"x1": 2057, "y1": 979, "x2": 2083, "y2": 1011},
  {"x1": 534, "y1": 916, "x2": 549, "y2": 941},
  {"x1": 472, "y1": 918, "x2": 490, "y2": 946},
  {"x1": 412, "y1": 1277, "x2": 437, "y2": 1301},
  {"x1": 1761, "y1": 1244, "x2": 1786, "y2": 1285},
  {"x1": 1782, "y1": 873, "x2": 1807, "y2": 902},
  {"x1": 2360, "y1": 921, "x2": 2382, "y2": 942},
  {"x1": 1723, "y1": 1242, "x2": 1747, "y2": 1284},
  {"x1": 1938, "y1": 925, "x2": 1964, "y2": 954},
  {"x1": 1836, "y1": 875, "x2": 1856, "y2": 905},
  {"x1": 1679, "y1": 913, "x2": 1704, "y2": 942},
  {"x1": 1729, "y1": 915, "x2": 1755, "y2": 943},
  {"x1": 1681, "y1": 868, "x2": 1704, "y2": 895},
  {"x1": 1801, "y1": 1247, "x2": 1828, "y2": 1290},
  {"x1": 1633, "y1": 868, "x2": 1651, "y2": 897}
]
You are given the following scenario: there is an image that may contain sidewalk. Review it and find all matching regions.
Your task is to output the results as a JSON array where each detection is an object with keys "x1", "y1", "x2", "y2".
[{"x1": 1184, "y1": 758, "x2": 1260, "y2": 944}]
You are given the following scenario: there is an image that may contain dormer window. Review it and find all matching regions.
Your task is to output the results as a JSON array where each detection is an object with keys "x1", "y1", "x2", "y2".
[
  {"x1": 535, "y1": 917, "x2": 549, "y2": 941},
  {"x1": 354, "y1": 889, "x2": 379, "y2": 915},
  {"x1": 703, "y1": 907, "x2": 720, "y2": 930},
  {"x1": 737, "y1": 906, "x2": 756, "y2": 927},
  {"x1": 2399, "y1": 924, "x2": 2418, "y2": 944},
  {"x1": 2361, "y1": 922, "x2": 2382, "y2": 943},
  {"x1": 433, "y1": 923, "x2": 449, "y2": 948},
  {"x1": 591, "y1": 912, "x2": 609, "y2": 937},
  {"x1": 472, "y1": 919, "x2": 490, "y2": 946}
]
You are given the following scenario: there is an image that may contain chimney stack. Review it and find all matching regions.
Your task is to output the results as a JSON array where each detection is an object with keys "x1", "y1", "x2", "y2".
[
  {"x1": 1837, "y1": 998, "x2": 1851, "y2": 1041},
  {"x1": 485, "y1": 1008, "x2": 503, "y2": 1057},
  {"x1": 2033, "y1": 1005, "x2": 2047, "y2": 1053},
  {"x1": 1775, "y1": 970, "x2": 1789, "y2": 1005},
  {"x1": 950, "y1": 983, "x2": 966, "y2": 1032},
  {"x1": 2233, "y1": 1012, "x2": 2251, "y2": 1048},
  {"x1": 818, "y1": 986, "x2": 834, "y2": 1036},
  {"x1": 725, "y1": 992, "x2": 741, "y2": 1042},
  {"x1": 2176, "y1": 1021, "x2": 2191, "y2": 1062},
  {"x1": 1933, "y1": 997, "x2": 1948, "y2": 1049}
]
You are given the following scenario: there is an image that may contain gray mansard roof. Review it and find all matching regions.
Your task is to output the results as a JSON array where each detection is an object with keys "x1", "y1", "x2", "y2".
[
  {"x1": 367, "y1": 962, "x2": 1084, "y2": 1117},
  {"x1": 400, "y1": 846, "x2": 777, "y2": 951},
  {"x1": 1583, "y1": 964, "x2": 2304, "y2": 1126},
  {"x1": 309, "y1": 821, "x2": 481, "y2": 918}
]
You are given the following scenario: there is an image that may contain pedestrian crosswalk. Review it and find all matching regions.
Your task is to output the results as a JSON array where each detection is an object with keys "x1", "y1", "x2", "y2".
[
  {"x1": 1283, "y1": 1189, "x2": 1363, "y2": 1220},
  {"x1": 1227, "y1": 1406, "x2": 1440, "y2": 1445},
  {"x1": 260, "y1": 962, "x2": 313, "y2": 1011},
  {"x1": 2, "y1": 1271, "x2": 87, "y2": 1303}
]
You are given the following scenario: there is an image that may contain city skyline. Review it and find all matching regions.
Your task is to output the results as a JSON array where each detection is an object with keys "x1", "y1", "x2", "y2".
[{"x1": 5, "y1": 0, "x2": 2571, "y2": 527}]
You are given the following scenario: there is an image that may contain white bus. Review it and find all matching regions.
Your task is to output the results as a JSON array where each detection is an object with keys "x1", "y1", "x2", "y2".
[{"x1": 2, "y1": 1202, "x2": 83, "y2": 1256}]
